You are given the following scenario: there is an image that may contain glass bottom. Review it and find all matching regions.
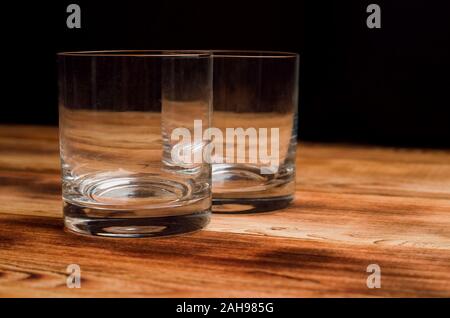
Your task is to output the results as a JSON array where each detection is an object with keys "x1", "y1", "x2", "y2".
[
  {"x1": 212, "y1": 164, "x2": 294, "y2": 213},
  {"x1": 64, "y1": 202, "x2": 210, "y2": 238},
  {"x1": 212, "y1": 196, "x2": 293, "y2": 214},
  {"x1": 62, "y1": 171, "x2": 211, "y2": 237}
]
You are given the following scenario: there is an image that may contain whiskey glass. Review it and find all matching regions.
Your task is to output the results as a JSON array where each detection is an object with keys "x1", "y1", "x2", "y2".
[
  {"x1": 58, "y1": 50, "x2": 212, "y2": 237},
  {"x1": 211, "y1": 51, "x2": 299, "y2": 213}
]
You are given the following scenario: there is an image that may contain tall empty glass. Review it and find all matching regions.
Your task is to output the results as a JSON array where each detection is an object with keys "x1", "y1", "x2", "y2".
[
  {"x1": 58, "y1": 51, "x2": 212, "y2": 237},
  {"x1": 212, "y1": 51, "x2": 299, "y2": 213}
]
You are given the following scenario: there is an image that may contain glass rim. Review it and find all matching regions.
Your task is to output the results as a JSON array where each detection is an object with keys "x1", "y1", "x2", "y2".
[
  {"x1": 57, "y1": 49, "x2": 298, "y2": 58},
  {"x1": 210, "y1": 50, "x2": 298, "y2": 58},
  {"x1": 57, "y1": 50, "x2": 211, "y2": 57}
]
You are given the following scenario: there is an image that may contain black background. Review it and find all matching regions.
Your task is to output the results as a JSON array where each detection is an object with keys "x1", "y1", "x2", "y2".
[{"x1": 2, "y1": 0, "x2": 450, "y2": 147}]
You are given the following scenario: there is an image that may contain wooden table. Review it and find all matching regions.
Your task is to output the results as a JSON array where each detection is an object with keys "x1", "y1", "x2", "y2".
[{"x1": 0, "y1": 125, "x2": 449, "y2": 297}]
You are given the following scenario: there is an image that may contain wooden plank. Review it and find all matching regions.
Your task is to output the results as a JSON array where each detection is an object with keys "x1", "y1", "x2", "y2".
[
  {"x1": 0, "y1": 214, "x2": 449, "y2": 297},
  {"x1": 211, "y1": 191, "x2": 450, "y2": 249},
  {"x1": 0, "y1": 125, "x2": 449, "y2": 297}
]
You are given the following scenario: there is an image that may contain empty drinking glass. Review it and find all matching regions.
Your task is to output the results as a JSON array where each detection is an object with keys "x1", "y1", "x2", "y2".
[
  {"x1": 58, "y1": 50, "x2": 212, "y2": 237},
  {"x1": 211, "y1": 51, "x2": 299, "y2": 213}
]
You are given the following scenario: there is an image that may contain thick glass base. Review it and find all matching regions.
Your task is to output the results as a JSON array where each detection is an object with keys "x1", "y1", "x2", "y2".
[
  {"x1": 212, "y1": 195, "x2": 293, "y2": 214},
  {"x1": 64, "y1": 202, "x2": 210, "y2": 238},
  {"x1": 212, "y1": 164, "x2": 295, "y2": 214}
]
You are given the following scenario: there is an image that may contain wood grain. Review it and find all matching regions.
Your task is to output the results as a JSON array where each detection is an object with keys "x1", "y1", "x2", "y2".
[{"x1": 0, "y1": 125, "x2": 449, "y2": 297}]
